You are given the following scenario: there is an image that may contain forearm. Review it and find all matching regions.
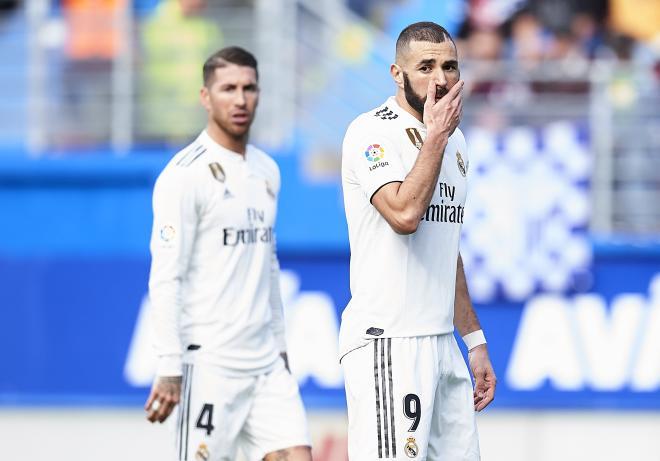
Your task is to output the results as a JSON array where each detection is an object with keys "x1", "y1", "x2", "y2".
[
  {"x1": 453, "y1": 253, "x2": 482, "y2": 337},
  {"x1": 149, "y1": 278, "x2": 184, "y2": 376},
  {"x1": 374, "y1": 133, "x2": 449, "y2": 233},
  {"x1": 398, "y1": 133, "x2": 448, "y2": 212}
]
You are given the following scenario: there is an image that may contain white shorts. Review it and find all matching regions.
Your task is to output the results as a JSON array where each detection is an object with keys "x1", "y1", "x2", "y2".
[
  {"x1": 174, "y1": 358, "x2": 310, "y2": 461},
  {"x1": 341, "y1": 334, "x2": 480, "y2": 460}
]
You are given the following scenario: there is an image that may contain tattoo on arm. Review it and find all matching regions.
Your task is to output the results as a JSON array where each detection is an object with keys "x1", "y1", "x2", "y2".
[{"x1": 159, "y1": 376, "x2": 182, "y2": 394}]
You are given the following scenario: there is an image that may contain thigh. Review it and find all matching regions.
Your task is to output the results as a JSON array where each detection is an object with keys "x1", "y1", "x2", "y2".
[
  {"x1": 176, "y1": 363, "x2": 255, "y2": 461},
  {"x1": 342, "y1": 337, "x2": 441, "y2": 460},
  {"x1": 428, "y1": 335, "x2": 480, "y2": 460},
  {"x1": 240, "y1": 359, "x2": 310, "y2": 461}
]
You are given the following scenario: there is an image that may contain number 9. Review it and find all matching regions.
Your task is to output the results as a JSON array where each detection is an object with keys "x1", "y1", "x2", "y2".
[{"x1": 403, "y1": 393, "x2": 421, "y2": 431}]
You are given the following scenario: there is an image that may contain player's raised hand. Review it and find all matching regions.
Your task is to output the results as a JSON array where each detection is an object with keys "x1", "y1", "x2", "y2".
[
  {"x1": 423, "y1": 78, "x2": 463, "y2": 138},
  {"x1": 145, "y1": 375, "x2": 182, "y2": 423},
  {"x1": 468, "y1": 344, "x2": 496, "y2": 411}
]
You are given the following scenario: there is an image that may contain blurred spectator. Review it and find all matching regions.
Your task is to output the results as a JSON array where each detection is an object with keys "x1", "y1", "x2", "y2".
[
  {"x1": 0, "y1": 0, "x2": 19, "y2": 20},
  {"x1": 59, "y1": 0, "x2": 127, "y2": 146},
  {"x1": 0, "y1": 0, "x2": 25, "y2": 149},
  {"x1": 569, "y1": 12, "x2": 604, "y2": 59},
  {"x1": 138, "y1": 0, "x2": 221, "y2": 145},
  {"x1": 506, "y1": 8, "x2": 546, "y2": 67}
]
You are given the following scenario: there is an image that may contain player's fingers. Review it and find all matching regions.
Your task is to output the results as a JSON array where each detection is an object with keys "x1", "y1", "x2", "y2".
[
  {"x1": 146, "y1": 396, "x2": 164, "y2": 422},
  {"x1": 424, "y1": 78, "x2": 437, "y2": 110},
  {"x1": 444, "y1": 80, "x2": 464, "y2": 103},
  {"x1": 476, "y1": 389, "x2": 494, "y2": 411},
  {"x1": 475, "y1": 374, "x2": 496, "y2": 411},
  {"x1": 157, "y1": 396, "x2": 178, "y2": 423},
  {"x1": 144, "y1": 391, "x2": 156, "y2": 412}
]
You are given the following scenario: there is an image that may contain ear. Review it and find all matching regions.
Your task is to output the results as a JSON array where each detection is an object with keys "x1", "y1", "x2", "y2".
[
  {"x1": 391, "y1": 64, "x2": 404, "y2": 90},
  {"x1": 200, "y1": 86, "x2": 210, "y2": 111}
]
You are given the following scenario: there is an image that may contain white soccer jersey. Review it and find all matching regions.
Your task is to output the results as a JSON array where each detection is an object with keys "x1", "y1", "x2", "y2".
[
  {"x1": 149, "y1": 130, "x2": 286, "y2": 377},
  {"x1": 340, "y1": 97, "x2": 470, "y2": 359}
]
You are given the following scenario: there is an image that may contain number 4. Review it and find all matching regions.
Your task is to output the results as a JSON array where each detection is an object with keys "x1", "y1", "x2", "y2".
[
  {"x1": 403, "y1": 394, "x2": 421, "y2": 431},
  {"x1": 196, "y1": 403, "x2": 215, "y2": 436}
]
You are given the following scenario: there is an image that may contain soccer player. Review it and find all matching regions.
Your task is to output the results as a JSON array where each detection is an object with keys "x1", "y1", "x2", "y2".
[
  {"x1": 340, "y1": 22, "x2": 496, "y2": 460},
  {"x1": 144, "y1": 46, "x2": 312, "y2": 461}
]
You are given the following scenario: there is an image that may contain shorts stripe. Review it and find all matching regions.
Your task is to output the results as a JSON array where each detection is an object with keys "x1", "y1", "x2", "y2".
[
  {"x1": 381, "y1": 339, "x2": 390, "y2": 457},
  {"x1": 372, "y1": 339, "x2": 397, "y2": 458},
  {"x1": 184, "y1": 364, "x2": 193, "y2": 460},
  {"x1": 373, "y1": 340, "x2": 383, "y2": 458},
  {"x1": 176, "y1": 364, "x2": 190, "y2": 460},
  {"x1": 387, "y1": 338, "x2": 397, "y2": 457}
]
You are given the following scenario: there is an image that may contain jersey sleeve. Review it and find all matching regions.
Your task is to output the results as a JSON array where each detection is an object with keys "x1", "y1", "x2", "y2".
[
  {"x1": 148, "y1": 167, "x2": 199, "y2": 377},
  {"x1": 343, "y1": 121, "x2": 407, "y2": 201}
]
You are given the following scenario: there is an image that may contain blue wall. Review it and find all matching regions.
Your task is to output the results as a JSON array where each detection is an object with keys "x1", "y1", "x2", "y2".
[{"x1": 1, "y1": 155, "x2": 659, "y2": 409}]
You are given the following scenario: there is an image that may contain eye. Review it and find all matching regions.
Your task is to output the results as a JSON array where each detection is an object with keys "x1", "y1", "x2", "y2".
[{"x1": 419, "y1": 66, "x2": 432, "y2": 73}]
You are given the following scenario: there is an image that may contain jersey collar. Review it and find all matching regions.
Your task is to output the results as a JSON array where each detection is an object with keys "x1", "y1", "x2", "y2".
[
  {"x1": 199, "y1": 130, "x2": 249, "y2": 164},
  {"x1": 387, "y1": 96, "x2": 426, "y2": 131}
]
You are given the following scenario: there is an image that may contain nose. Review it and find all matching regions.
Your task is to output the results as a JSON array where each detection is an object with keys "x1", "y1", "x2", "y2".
[
  {"x1": 434, "y1": 68, "x2": 447, "y2": 87},
  {"x1": 235, "y1": 89, "x2": 247, "y2": 107}
]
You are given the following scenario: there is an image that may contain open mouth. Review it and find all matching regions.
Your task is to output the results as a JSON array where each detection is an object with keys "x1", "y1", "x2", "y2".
[{"x1": 232, "y1": 113, "x2": 250, "y2": 124}]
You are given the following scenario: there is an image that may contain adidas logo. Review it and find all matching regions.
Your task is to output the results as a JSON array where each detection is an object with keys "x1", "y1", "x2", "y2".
[
  {"x1": 374, "y1": 106, "x2": 398, "y2": 120},
  {"x1": 223, "y1": 189, "x2": 234, "y2": 199}
]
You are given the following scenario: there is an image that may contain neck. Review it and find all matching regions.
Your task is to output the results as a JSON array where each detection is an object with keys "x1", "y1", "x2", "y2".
[
  {"x1": 206, "y1": 122, "x2": 248, "y2": 156},
  {"x1": 395, "y1": 91, "x2": 423, "y2": 123}
]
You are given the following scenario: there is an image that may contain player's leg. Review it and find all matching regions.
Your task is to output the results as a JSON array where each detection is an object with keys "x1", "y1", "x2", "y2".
[
  {"x1": 342, "y1": 337, "x2": 439, "y2": 460},
  {"x1": 427, "y1": 334, "x2": 480, "y2": 460},
  {"x1": 240, "y1": 358, "x2": 311, "y2": 461},
  {"x1": 176, "y1": 362, "x2": 256, "y2": 461}
]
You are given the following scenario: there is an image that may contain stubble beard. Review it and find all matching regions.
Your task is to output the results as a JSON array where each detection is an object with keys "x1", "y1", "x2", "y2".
[{"x1": 214, "y1": 114, "x2": 251, "y2": 142}]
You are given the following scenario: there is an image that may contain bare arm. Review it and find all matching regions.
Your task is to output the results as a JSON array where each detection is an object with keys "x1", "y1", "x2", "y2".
[
  {"x1": 454, "y1": 254, "x2": 497, "y2": 411},
  {"x1": 371, "y1": 79, "x2": 464, "y2": 234},
  {"x1": 454, "y1": 253, "x2": 481, "y2": 337}
]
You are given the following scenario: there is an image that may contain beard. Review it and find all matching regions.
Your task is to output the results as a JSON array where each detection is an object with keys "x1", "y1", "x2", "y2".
[{"x1": 403, "y1": 72, "x2": 449, "y2": 118}]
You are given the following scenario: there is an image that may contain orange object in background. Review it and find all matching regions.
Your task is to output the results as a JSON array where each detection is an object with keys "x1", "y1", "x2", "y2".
[
  {"x1": 63, "y1": 0, "x2": 127, "y2": 60},
  {"x1": 609, "y1": 0, "x2": 660, "y2": 42}
]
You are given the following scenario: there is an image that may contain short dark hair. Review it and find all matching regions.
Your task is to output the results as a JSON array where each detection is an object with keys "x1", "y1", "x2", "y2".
[
  {"x1": 203, "y1": 46, "x2": 258, "y2": 86},
  {"x1": 396, "y1": 22, "x2": 455, "y2": 60}
]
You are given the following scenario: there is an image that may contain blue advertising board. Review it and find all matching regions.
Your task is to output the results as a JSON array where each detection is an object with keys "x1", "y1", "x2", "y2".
[
  {"x1": 1, "y1": 154, "x2": 659, "y2": 410},
  {"x1": 1, "y1": 250, "x2": 659, "y2": 409}
]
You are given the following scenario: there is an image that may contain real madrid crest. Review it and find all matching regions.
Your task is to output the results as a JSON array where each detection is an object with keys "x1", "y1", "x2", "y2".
[
  {"x1": 404, "y1": 436, "x2": 419, "y2": 458},
  {"x1": 456, "y1": 151, "x2": 467, "y2": 177},
  {"x1": 195, "y1": 443, "x2": 210, "y2": 461},
  {"x1": 208, "y1": 162, "x2": 226, "y2": 183},
  {"x1": 405, "y1": 128, "x2": 424, "y2": 150}
]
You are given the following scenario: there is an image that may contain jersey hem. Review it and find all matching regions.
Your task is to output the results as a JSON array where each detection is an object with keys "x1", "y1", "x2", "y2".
[{"x1": 338, "y1": 328, "x2": 455, "y2": 363}]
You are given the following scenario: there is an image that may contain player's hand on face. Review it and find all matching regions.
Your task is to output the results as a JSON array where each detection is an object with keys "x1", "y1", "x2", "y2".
[
  {"x1": 468, "y1": 344, "x2": 496, "y2": 412},
  {"x1": 423, "y1": 79, "x2": 463, "y2": 138},
  {"x1": 145, "y1": 376, "x2": 182, "y2": 423}
]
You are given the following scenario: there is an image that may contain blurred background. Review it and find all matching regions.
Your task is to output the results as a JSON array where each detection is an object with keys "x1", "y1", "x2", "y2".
[{"x1": 0, "y1": 0, "x2": 659, "y2": 459}]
